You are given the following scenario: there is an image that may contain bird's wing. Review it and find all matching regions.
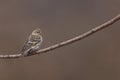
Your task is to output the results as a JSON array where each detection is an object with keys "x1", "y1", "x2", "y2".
[{"x1": 20, "y1": 39, "x2": 30, "y2": 53}]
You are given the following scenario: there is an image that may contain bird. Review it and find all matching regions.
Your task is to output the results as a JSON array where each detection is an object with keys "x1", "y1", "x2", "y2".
[{"x1": 20, "y1": 28, "x2": 43, "y2": 56}]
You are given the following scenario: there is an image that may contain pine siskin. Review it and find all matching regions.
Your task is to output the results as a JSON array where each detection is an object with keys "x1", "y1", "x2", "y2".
[{"x1": 20, "y1": 28, "x2": 43, "y2": 56}]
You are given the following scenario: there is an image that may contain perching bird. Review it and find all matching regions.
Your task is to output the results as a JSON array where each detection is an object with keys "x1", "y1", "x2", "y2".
[{"x1": 20, "y1": 28, "x2": 43, "y2": 56}]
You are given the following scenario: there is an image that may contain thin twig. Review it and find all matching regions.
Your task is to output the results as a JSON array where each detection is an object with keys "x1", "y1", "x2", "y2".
[{"x1": 0, "y1": 14, "x2": 120, "y2": 59}]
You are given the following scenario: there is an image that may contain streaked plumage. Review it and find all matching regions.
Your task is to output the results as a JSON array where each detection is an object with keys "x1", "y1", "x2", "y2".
[{"x1": 21, "y1": 28, "x2": 43, "y2": 55}]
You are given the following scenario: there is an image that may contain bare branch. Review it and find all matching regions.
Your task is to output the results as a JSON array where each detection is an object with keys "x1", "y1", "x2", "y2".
[{"x1": 0, "y1": 14, "x2": 120, "y2": 59}]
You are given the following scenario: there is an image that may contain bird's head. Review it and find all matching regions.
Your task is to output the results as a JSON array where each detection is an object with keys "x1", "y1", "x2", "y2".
[{"x1": 32, "y1": 28, "x2": 42, "y2": 35}]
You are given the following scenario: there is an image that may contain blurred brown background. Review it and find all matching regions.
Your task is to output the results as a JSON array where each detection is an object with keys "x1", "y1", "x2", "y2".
[{"x1": 0, "y1": 0, "x2": 120, "y2": 80}]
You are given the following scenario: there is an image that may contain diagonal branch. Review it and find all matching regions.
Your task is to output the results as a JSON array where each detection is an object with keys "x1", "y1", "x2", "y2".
[{"x1": 0, "y1": 14, "x2": 120, "y2": 59}]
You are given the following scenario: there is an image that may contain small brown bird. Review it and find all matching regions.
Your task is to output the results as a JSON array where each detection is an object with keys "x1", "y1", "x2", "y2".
[{"x1": 20, "y1": 28, "x2": 43, "y2": 55}]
